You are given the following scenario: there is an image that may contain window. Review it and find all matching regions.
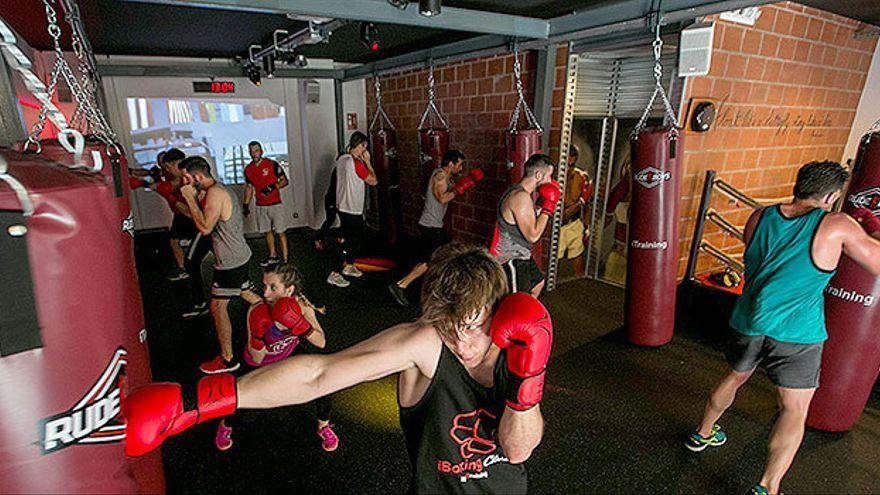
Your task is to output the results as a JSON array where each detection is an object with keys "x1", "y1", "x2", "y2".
[{"x1": 124, "y1": 97, "x2": 288, "y2": 184}]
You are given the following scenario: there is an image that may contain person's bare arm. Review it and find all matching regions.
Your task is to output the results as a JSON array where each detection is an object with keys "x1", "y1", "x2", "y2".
[
  {"x1": 432, "y1": 172, "x2": 456, "y2": 205},
  {"x1": 836, "y1": 213, "x2": 880, "y2": 275},
  {"x1": 510, "y1": 192, "x2": 549, "y2": 243},
  {"x1": 277, "y1": 174, "x2": 289, "y2": 190},
  {"x1": 237, "y1": 323, "x2": 438, "y2": 409},
  {"x1": 742, "y1": 207, "x2": 765, "y2": 247},
  {"x1": 243, "y1": 183, "x2": 254, "y2": 206},
  {"x1": 172, "y1": 200, "x2": 191, "y2": 217},
  {"x1": 499, "y1": 405, "x2": 544, "y2": 464},
  {"x1": 181, "y1": 185, "x2": 222, "y2": 235}
]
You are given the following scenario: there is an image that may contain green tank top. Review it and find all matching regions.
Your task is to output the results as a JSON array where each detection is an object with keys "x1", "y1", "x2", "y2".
[{"x1": 729, "y1": 205, "x2": 834, "y2": 344}]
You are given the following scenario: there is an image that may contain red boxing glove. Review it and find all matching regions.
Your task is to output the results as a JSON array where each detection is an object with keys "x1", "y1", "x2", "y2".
[
  {"x1": 124, "y1": 374, "x2": 237, "y2": 457},
  {"x1": 852, "y1": 207, "x2": 880, "y2": 236},
  {"x1": 353, "y1": 158, "x2": 370, "y2": 180},
  {"x1": 579, "y1": 179, "x2": 594, "y2": 205},
  {"x1": 248, "y1": 303, "x2": 273, "y2": 350},
  {"x1": 271, "y1": 297, "x2": 314, "y2": 338},
  {"x1": 536, "y1": 181, "x2": 562, "y2": 216},
  {"x1": 453, "y1": 175, "x2": 477, "y2": 195},
  {"x1": 490, "y1": 292, "x2": 553, "y2": 411},
  {"x1": 468, "y1": 168, "x2": 484, "y2": 182}
]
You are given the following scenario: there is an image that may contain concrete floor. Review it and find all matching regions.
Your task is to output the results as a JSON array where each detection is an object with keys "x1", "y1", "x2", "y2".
[{"x1": 134, "y1": 228, "x2": 880, "y2": 494}]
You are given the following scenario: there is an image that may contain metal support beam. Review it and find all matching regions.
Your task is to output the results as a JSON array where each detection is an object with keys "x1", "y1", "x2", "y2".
[
  {"x1": 334, "y1": 79, "x2": 345, "y2": 152},
  {"x1": 0, "y1": 49, "x2": 25, "y2": 147},
  {"x1": 533, "y1": 45, "x2": 556, "y2": 152},
  {"x1": 122, "y1": 0, "x2": 550, "y2": 39},
  {"x1": 96, "y1": 63, "x2": 343, "y2": 79}
]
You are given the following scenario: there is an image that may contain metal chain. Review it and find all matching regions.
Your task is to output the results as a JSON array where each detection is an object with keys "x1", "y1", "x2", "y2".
[
  {"x1": 418, "y1": 64, "x2": 448, "y2": 130},
  {"x1": 508, "y1": 48, "x2": 542, "y2": 132},
  {"x1": 27, "y1": 1, "x2": 68, "y2": 143},
  {"x1": 633, "y1": 23, "x2": 680, "y2": 138},
  {"x1": 369, "y1": 75, "x2": 396, "y2": 131},
  {"x1": 427, "y1": 66, "x2": 435, "y2": 103}
]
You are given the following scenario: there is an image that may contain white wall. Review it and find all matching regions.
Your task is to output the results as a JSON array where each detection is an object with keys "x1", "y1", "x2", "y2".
[{"x1": 843, "y1": 42, "x2": 880, "y2": 164}]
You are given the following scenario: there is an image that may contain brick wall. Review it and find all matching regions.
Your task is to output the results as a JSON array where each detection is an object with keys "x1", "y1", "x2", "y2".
[
  {"x1": 678, "y1": 1, "x2": 878, "y2": 277},
  {"x1": 365, "y1": 48, "x2": 569, "y2": 261}
]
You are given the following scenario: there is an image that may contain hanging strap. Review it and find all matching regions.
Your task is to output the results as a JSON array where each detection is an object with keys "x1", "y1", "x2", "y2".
[
  {"x1": 418, "y1": 64, "x2": 448, "y2": 130},
  {"x1": 508, "y1": 48, "x2": 542, "y2": 133},
  {"x1": 632, "y1": 21, "x2": 680, "y2": 139},
  {"x1": 0, "y1": 154, "x2": 34, "y2": 216},
  {"x1": 368, "y1": 76, "x2": 396, "y2": 132}
]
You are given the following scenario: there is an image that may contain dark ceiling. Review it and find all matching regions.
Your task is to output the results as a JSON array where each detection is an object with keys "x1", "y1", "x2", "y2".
[{"x1": 1, "y1": 0, "x2": 877, "y2": 65}]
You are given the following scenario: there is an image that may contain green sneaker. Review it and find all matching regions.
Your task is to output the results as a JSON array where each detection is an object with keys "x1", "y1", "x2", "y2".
[
  {"x1": 748, "y1": 483, "x2": 769, "y2": 495},
  {"x1": 685, "y1": 423, "x2": 727, "y2": 452}
]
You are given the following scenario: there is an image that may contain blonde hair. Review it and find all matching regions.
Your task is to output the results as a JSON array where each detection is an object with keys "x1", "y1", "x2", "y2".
[{"x1": 420, "y1": 243, "x2": 507, "y2": 341}]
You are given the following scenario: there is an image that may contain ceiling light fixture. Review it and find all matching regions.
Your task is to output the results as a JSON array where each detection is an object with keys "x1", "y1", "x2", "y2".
[
  {"x1": 387, "y1": 0, "x2": 408, "y2": 9},
  {"x1": 360, "y1": 22, "x2": 380, "y2": 51},
  {"x1": 419, "y1": 0, "x2": 440, "y2": 17},
  {"x1": 262, "y1": 54, "x2": 275, "y2": 78}
]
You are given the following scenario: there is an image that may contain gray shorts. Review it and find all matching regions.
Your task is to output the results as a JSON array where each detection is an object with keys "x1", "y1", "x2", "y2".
[
  {"x1": 725, "y1": 332, "x2": 823, "y2": 389},
  {"x1": 255, "y1": 203, "x2": 287, "y2": 233}
]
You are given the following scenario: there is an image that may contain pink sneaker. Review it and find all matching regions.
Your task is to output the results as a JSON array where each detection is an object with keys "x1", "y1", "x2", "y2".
[
  {"x1": 317, "y1": 423, "x2": 339, "y2": 452},
  {"x1": 215, "y1": 421, "x2": 233, "y2": 451}
]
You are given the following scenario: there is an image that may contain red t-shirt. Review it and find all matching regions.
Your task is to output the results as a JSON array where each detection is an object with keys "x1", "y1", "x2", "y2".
[
  {"x1": 245, "y1": 158, "x2": 285, "y2": 206},
  {"x1": 155, "y1": 180, "x2": 181, "y2": 209}
]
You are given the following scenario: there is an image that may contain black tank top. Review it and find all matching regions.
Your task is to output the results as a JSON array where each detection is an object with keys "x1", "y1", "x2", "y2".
[{"x1": 399, "y1": 345, "x2": 527, "y2": 494}]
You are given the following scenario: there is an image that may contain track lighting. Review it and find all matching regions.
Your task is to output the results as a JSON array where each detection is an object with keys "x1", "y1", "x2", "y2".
[{"x1": 419, "y1": 0, "x2": 440, "y2": 17}]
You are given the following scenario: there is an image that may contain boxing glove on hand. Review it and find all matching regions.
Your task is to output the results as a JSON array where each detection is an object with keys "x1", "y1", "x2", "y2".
[
  {"x1": 242, "y1": 203, "x2": 250, "y2": 216},
  {"x1": 453, "y1": 176, "x2": 477, "y2": 195},
  {"x1": 271, "y1": 297, "x2": 314, "y2": 338},
  {"x1": 536, "y1": 181, "x2": 562, "y2": 217},
  {"x1": 579, "y1": 179, "x2": 594, "y2": 205},
  {"x1": 852, "y1": 207, "x2": 880, "y2": 236},
  {"x1": 468, "y1": 168, "x2": 485, "y2": 182},
  {"x1": 124, "y1": 374, "x2": 237, "y2": 457},
  {"x1": 490, "y1": 293, "x2": 553, "y2": 411}
]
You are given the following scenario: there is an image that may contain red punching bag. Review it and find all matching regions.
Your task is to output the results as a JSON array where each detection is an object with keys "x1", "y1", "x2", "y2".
[
  {"x1": 807, "y1": 130, "x2": 880, "y2": 432},
  {"x1": 370, "y1": 128, "x2": 403, "y2": 246},
  {"x1": 0, "y1": 150, "x2": 163, "y2": 493},
  {"x1": 625, "y1": 128, "x2": 683, "y2": 346},
  {"x1": 505, "y1": 129, "x2": 543, "y2": 184},
  {"x1": 418, "y1": 127, "x2": 449, "y2": 196}
]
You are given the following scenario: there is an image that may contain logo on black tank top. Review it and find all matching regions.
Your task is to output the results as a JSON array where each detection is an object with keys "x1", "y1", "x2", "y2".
[
  {"x1": 848, "y1": 187, "x2": 880, "y2": 215},
  {"x1": 634, "y1": 166, "x2": 671, "y2": 189},
  {"x1": 39, "y1": 348, "x2": 127, "y2": 454},
  {"x1": 436, "y1": 408, "x2": 510, "y2": 483}
]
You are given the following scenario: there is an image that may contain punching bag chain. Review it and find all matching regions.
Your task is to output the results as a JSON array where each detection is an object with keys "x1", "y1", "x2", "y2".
[
  {"x1": 369, "y1": 76, "x2": 396, "y2": 131},
  {"x1": 632, "y1": 22, "x2": 680, "y2": 138},
  {"x1": 508, "y1": 48, "x2": 542, "y2": 133},
  {"x1": 418, "y1": 64, "x2": 448, "y2": 130}
]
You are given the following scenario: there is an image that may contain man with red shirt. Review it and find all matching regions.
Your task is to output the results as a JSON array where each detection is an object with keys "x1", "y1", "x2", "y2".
[{"x1": 244, "y1": 141, "x2": 289, "y2": 266}]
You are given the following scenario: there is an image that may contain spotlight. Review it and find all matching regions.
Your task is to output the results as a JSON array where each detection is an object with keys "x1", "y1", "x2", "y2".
[
  {"x1": 245, "y1": 65, "x2": 261, "y2": 86},
  {"x1": 387, "y1": 0, "x2": 408, "y2": 9},
  {"x1": 290, "y1": 53, "x2": 308, "y2": 68},
  {"x1": 419, "y1": 0, "x2": 440, "y2": 17},
  {"x1": 262, "y1": 54, "x2": 276, "y2": 78},
  {"x1": 360, "y1": 22, "x2": 380, "y2": 51}
]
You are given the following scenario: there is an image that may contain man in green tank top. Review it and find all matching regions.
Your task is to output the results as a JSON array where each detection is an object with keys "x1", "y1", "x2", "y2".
[{"x1": 685, "y1": 161, "x2": 880, "y2": 495}]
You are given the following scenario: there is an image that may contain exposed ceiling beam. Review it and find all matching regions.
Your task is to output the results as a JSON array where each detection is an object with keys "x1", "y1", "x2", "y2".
[
  {"x1": 120, "y1": 0, "x2": 551, "y2": 39},
  {"x1": 96, "y1": 63, "x2": 343, "y2": 79}
]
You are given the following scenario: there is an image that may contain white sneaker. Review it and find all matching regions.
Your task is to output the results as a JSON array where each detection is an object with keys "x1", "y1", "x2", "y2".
[
  {"x1": 342, "y1": 264, "x2": 363, "y2": 278},
  {"x1": 327, "y1": 272, "x2": 350, "y2": 287}
]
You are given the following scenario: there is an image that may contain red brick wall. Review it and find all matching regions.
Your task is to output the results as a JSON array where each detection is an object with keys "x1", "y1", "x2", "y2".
[
  {"x1": 678, "y1": 1, "x2": 878, "y2": 277},
  {"x1": 365, "y1": 48, "x2": 569, "y2": 261}
]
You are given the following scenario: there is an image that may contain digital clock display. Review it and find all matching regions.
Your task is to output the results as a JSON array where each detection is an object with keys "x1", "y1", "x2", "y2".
[{"x1": 192, "y1": 81, "x2": 236, "y2": 94}]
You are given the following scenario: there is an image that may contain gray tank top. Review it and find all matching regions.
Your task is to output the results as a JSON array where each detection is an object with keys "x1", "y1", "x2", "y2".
[
  {"x1": 494, "y1": 184, "x2": 533, "y2": 262},
  {"x1": 212, "y1": 186, "x2": 252, "y2": 270},
  {"x1": 418, "y1": 168, "x2": 451, "y2": 228}
]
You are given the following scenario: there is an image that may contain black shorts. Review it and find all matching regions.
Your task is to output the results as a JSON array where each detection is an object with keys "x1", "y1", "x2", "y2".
[
  {"x1": 169, "y1": 214, "x2": 196, "y2": 240},
  {"x1": 725, "y1": 331, "x2": 824, "y2": 389},
  {"x1": 418, "y1": 225, "x2": 450, "y2": 263},
  {"x1": 211, "y1": 262, "x2": 256, "y2": 300},
  {"x1": 502, "y1": 257, "x2": 544, "y2": 294}
]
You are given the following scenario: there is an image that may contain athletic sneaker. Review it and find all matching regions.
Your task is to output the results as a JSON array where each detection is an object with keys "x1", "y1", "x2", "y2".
[
  {"x1": 200, "y1": 355, "x2": 240, "y2": 374},
  {"x1": 388, "y1": 283, "x2": 409, "y2": 307},
  {"x1": 327, "y1": 272, "x2": 350, "y2": 288},
  {"x1": 318, "y1": 423, "x2": 339, "y2": 452},
  {"x1": 261, "y1": 256, "x2": 281, "y2": 267},
  {"x1": 748, "y1": 483, "x2": 777, "y2": 495},
  {"x1": 215, "y1": 421, "x2": 233, "y2": 451},
  {"x1": 685, "y1": 423, "x2": 727, "y2": 452},
  {"x1": 167, "y1": 268, "x2": 190, "y2": 282},
  {"x1": 182, "y1": 302, "x2": 209, "y2": 319},
  {"x1": 342, "y1": 264, "x2": 363, "y2": 278}
]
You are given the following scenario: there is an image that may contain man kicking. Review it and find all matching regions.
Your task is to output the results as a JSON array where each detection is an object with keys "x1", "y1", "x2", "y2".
[
  {"x1": 491, "y1": 154, "x2": 560, "y2": 297},
  {"x1": 388, "y1": 150, "x2": 483, "y2": 306},
  {"x1": 125, "y1": 243, "x2": 551, "y2": 494},
  {"x1": 179, "y1": 156, "x2": 261, "y2": 374},
  {"x1": 686, "y1": 161, "x2": 880, "y2": 495},
  {"x1": 243, "y1": 141, "x2": 290, "y2": 266}
]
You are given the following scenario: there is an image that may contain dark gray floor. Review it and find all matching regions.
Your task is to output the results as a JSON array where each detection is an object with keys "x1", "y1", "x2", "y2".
[{"x1": 134, "y1": 228, "x2": 880, "y2": 494}]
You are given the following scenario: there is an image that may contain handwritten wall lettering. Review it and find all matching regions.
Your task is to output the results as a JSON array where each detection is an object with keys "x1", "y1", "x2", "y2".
[{"x1": 713, "y1": 94, "x2": 832, "y2": 137}]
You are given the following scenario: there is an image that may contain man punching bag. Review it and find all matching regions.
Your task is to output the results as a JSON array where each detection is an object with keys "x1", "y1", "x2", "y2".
[
  {"x1": 625, "y1": 128, "x2": 683, "y2": 346},
  {"x1": 807, "y1": 130, "x2": 880, "y2": 431},
  {"x1": 0, "y1": 150, "x2": 163, "y2": 493}
]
